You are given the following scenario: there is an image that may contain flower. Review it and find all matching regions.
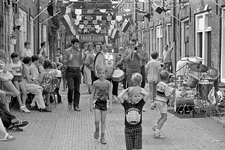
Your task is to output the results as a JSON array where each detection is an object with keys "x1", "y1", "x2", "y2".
[{"x1": 10, "y1": 32, "x2": 17, "y2": 39}]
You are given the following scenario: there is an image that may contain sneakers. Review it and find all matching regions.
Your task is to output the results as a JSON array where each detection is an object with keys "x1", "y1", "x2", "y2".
[
  {"x1": 94, "y1": 128, "x2": 99, "y2": 139},
  {"x1": 20, "y1": 106, "x2": 30, "y2": 113},
  {"x1": 100, "y1": 133, "x2": 107, "y2": 144},
  {"x1": 68, "y1": 103, "x2": 72, "y2": 110},
  {"x1": 154, "y1": 130, "x2": 165, "y2": 139}
]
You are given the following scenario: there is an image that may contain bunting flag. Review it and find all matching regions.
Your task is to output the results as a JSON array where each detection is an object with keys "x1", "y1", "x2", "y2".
[
  {"x1": 151, "y1": 1, "x2": 165, "y2": 14},
  {"x1": 144, "y1": 13, "x2": 151, "y2": 21},
  {"x1": 122, "y1": 19, "x2": 131, "y2": 33}
]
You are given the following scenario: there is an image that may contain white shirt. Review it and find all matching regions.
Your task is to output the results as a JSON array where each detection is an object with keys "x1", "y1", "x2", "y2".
[
  {"x1": 9, "y1": 61, "x2": 23, "y2": 76},
  {"x1": 21, "y1": 48, "x2": 32, "y2": 57}
]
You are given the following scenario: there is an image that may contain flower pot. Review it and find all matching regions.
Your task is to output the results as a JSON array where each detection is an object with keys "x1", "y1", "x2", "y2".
[{"x1": 10, "y1": 39, "x2": 17, "y2": 45}]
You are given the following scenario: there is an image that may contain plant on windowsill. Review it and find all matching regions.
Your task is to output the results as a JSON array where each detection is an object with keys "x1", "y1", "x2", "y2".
[{"x1": 10, "y1": 32, "x2": 17, "y2": 45}]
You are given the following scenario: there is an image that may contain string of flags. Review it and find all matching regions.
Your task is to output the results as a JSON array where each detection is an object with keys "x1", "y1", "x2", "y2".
[{"x1": 56, "y1": 0, "x2": 168, "y2": 38}]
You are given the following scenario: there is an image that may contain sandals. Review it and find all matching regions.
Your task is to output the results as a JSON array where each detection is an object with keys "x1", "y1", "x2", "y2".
[
  {"x1": 0, "y1": 133, "x2": 16, "y2": 142},
  {"x1": 7, "y1": 125, "x2": 23, "y2": 132}
]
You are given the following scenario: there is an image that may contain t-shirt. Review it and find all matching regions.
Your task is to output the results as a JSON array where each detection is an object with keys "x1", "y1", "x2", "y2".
[
  {"x1": 163, "y1": 48, "x2": 173, "y2": 63},
  {"x1": 122, "y1": 99, "x2": 145, "y2": 128},
  {"x1": 146, "y1": 59, "x2": 161, "y2": 82},
  {"x1": 156, "y1": 81, "x2": 174, "y2": 102},
  {"x1": 93, "y1": 80, "x2": 111, "y2": 102},
  {"x1": 9, "y1": 61, "x2": 23, "y2": 76}
]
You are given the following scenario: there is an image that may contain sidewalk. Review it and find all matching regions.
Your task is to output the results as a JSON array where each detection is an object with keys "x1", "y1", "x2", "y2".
[{"x1": 0, "y1": 83, "x2": 225, "y2": 150}]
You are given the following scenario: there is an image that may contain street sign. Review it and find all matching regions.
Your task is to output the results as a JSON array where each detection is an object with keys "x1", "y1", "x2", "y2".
[{"x1": 79, "y1": 34, "x2": 105, "y2": 42}]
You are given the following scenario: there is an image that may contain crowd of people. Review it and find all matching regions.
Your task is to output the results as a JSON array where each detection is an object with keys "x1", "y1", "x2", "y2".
[
  {"x1": 0, "y1": 36, "x2": 175, "y2": 150},
  {"x1": 0, "y1": 41, "x2": 63, "y2": 141}
]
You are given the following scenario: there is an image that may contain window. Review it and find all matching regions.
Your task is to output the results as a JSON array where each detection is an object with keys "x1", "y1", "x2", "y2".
[
  {"x1": 30, "y1": 16, "x2": 34, "y2": 55},
  {"x1": 221, "y1": 8, "x2": 225, "y2": 82},
  {"x1": 156, "y1": 25, "x2": 163, "y2": 60},
  {"x1": 195, "y1": 12, "x2": 211, "y2": 66},
  {"x1": 181, "y1": 18, "x2": 189, "y2": 57},
  {"x1": 19, "y1": 9, "x2": 27, "y2": 52}
]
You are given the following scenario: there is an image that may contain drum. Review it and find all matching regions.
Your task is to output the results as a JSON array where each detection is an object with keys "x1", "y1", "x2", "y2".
[
  {"x1": 186, "y1": 73, "x2": 198, "y2": 88},
  {"x1": 94, "y1": 52, "x2": 116, "y2": 79},
  {"x1": 174, "y1": 89, "x2": 195, "y2": 112},
  {"x1": 111, "y1": 69, "x2": 124, "y2": 82},
  {"x1": 198, "y1": 80, "x2": 213, "y2": 100}
]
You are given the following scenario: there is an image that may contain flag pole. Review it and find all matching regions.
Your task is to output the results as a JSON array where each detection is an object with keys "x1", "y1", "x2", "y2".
[{"x1": 33, "y1": 1, "x2": 57, "y2": 21}]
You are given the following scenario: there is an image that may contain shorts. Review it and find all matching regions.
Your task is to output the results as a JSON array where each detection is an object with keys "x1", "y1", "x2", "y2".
[
  {"x1": 155, "y1": 100, "x2": 167, "y2": 114},
  {"x1": 125, "y1": 125, "x2": 142, "y2": 150},
  {"x1": 12, "y1": 76, "x2": 22, "y2": 82},
  {"x1": 94, "y1": 101, "x2": 107, "y2": 111}
]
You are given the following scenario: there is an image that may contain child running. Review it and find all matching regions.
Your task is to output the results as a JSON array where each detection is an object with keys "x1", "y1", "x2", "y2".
[
  {"x1": 145, "y1": 51, "x2": 162, "y2": 110},
  {"x1": 90, "y1": 65, "x2": 112, "y2": 144},
  {"x1": 118, "y1": 73, "x2": 150, "y2": 150},
  {"x1": 152, "y1": 70, "x2": 175, "y2": 139}
]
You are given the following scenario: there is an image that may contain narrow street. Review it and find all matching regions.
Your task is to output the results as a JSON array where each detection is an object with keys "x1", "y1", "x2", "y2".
[{"x1": 1, "y1": 83, "x2": 225, "y2": 150}]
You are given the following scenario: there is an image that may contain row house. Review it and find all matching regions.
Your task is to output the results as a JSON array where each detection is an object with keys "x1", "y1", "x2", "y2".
[
  {"x1": 116, "y1": 0, "x2": 225, "y2": 84},
  {"x1": 0, "y1": 0, "x2": 49, "y2": 58}
]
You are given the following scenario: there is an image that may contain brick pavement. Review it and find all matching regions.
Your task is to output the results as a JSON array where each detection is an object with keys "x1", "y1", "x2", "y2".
[{"x1": 1, "y1": 83, "x2": 225, "y2": 150}]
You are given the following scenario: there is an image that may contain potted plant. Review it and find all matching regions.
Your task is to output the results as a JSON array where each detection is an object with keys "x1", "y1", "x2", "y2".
[{"x1": 10, "y1": 32, "x2": 17, "y2": 45}]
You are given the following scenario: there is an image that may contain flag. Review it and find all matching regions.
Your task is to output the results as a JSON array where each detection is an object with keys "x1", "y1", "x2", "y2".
[
  {"x1": 111, "y1": 29, "x2": 119, "y2": 40},
  {"x1": 47, "y1": 3, "x2": 54, "y2": 16},
  {"x1": 144, "y1": 13, "x2": 151, "y2": 21},
  {"x1": 122, "y1": 19, "x2": 131, "y2": 33},
  {"x1": 60, "y1": 13, "x2": 76, "y2": 35},
  {"x1": 151, "y1": 1, "x2": 164, "y2": 14}
]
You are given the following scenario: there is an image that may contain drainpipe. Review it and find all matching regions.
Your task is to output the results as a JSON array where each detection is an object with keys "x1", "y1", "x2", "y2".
[
  {"x1": 173, "y1": 0, "x2": 176, "y2": 72},
  {"x1": 37, "y1": 0, "x2": 40, "y2": 54}
]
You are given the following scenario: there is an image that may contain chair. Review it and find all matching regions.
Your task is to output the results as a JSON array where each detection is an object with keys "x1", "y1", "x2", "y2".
[{"x1": 43, "y1": 78, "x2": 58, "y2": 108}]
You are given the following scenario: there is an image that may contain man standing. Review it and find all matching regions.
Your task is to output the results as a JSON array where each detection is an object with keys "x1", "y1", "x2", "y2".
[
  {"x1": 123, "y1": 39, "x2": 142, "y2": 87},
  {"x1": 20, "y1": 41, "x2": 32, "y2": 59},
  {"x1": 163, "y1": 44, "x2": 173, "y2": 73},
  {"x1": 138, "y1": 42, "x2": 148, "y2": 88},
  {"x1": 63, "y1": 38, "x2": 83, "y2": 111}
]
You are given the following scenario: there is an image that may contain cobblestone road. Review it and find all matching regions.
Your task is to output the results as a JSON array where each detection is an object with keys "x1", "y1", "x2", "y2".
[{"x1": 1, "y1": 83, "x2": 225, "y2": 150}]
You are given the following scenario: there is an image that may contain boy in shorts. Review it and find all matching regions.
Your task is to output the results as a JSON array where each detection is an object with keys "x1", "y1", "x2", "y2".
[
  {"x1": 90, "y1": 65, "x2": 112, "y2": 144},
  {"x1": 118, "y1": 73, "x2": 150, "y2": 150},
  {"x1": 153, "y1": 70, "x2": 175, "y2": 139}
]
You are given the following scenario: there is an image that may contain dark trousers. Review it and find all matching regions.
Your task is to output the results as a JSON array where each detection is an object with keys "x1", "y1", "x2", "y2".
[
  {"x1": 55, "y1": 87, "x2": 61, "y2": 103},
  {"x1": 0, "y1": 101, "x2": 16, "y2": 128},
  {"x1": 164, "y1": 62, "x2": 173, "y2": 73},
  {"x1": 140, "y1": 66, "x2": 145, "y2": 88},
  {"x1": 107, "y1": 78, "x2": 118, "y2": 96},
  {"x1": 66, "y1": 67, "x2": 81, "y2": 107},
  {"x1": 91, "y1": 71, "x2": 98, "y2": 84},
  {"x1": 112, "y1": 80, "x2": 118, "y2": 96}
]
